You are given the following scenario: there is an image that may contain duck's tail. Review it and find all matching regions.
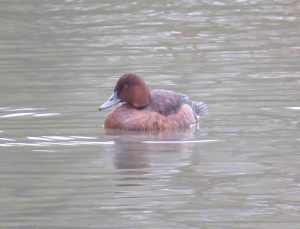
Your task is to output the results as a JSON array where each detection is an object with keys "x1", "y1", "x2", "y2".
[
  {"x1": 190, "y1": 101, "x2": 208, "y2": 116},
  {"x1": 180, "y1": 94, "x2": 208, "y2": 117}
]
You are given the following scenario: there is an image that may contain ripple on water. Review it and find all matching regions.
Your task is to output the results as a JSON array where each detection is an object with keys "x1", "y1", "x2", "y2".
[
  {"x1": 286, "y1": 106, "x2": 300, "y2": 111},
  {"x1": 0, "y1": 113, "x2": 36, "y2": 118},
  {"x1": 0, "y1": 132, "x2": 222, "y2": 148},
  {"x1": 142, "y1": 139, "x2": 223, "y2": 144},
  {"x1": 0, "y1": 107, "x2": 60, "y2": 118},
  {"x1": 0, "y1": 135, "x2": 115, "y2": 147},
  {"x1": 0, "y1": 137, "x2": 16, "y2": 142}
]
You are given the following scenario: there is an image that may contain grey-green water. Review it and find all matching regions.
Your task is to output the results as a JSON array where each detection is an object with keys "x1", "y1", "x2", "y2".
[{"x1": 0, "y1": 1, "x2": 300, "y2": 228}]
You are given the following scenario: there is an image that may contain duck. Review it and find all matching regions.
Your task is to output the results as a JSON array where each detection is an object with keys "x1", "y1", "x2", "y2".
[{"x1": 99, "y1": 73, "x2": 207, "y2": 130}]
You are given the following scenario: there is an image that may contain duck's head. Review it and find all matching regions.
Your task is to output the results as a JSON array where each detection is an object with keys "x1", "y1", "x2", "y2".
[{"x1": 99, "y1": 73, "x2": 150, "y2": 110}]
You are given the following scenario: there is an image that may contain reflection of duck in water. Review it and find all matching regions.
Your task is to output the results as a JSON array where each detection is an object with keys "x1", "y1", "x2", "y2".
[
  {"x1": 99, "y1": 73, "x2": 207, "y2": 130},
  {"x1": 113, "y1": 141, "x2": 193, "y2": 187},
  {"x1": 113, "y1": 139, "x2": 194, "y2": 170},
  {"x1": 106, "y1": 128, "x2": 207, "y2": 173}
]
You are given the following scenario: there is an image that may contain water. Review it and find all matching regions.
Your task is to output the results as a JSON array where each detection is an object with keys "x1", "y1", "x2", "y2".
[{"x1": 1, "y1": 0, "x2": 300, "y2": 228}]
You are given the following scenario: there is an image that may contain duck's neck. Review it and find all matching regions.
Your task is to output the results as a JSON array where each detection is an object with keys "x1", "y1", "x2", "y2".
[{"x1": 131, "y1": 87, "x2": 151, "y2": 109}]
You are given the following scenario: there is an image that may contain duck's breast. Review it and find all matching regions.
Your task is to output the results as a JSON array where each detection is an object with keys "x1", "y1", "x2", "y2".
[{"x1": 104, "y1": 101, "x2": 196, "y2": 130}]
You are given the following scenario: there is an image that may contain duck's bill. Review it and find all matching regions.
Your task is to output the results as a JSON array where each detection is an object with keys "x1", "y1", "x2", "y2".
[{"x1": 99, "y1": 91, "x2": 121, "y2": 110}]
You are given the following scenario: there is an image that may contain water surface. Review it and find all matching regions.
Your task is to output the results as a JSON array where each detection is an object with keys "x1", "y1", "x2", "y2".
[{"x1": 0, "y1": 0, "x2": 300, "y2": 228}]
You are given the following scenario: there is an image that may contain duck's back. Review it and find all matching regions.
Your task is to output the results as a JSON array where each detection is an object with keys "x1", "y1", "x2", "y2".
[
  {"x1": 147, "y1": 89, "x2": 184, "y2": 116},
  {"x1": 148, "y1": 89, "x2": 207, "y2": 117}
]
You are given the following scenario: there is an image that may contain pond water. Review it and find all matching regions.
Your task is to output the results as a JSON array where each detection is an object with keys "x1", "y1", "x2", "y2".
[{"x1": 0, "y1": 0, "x2": 300, "y2": 228}]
